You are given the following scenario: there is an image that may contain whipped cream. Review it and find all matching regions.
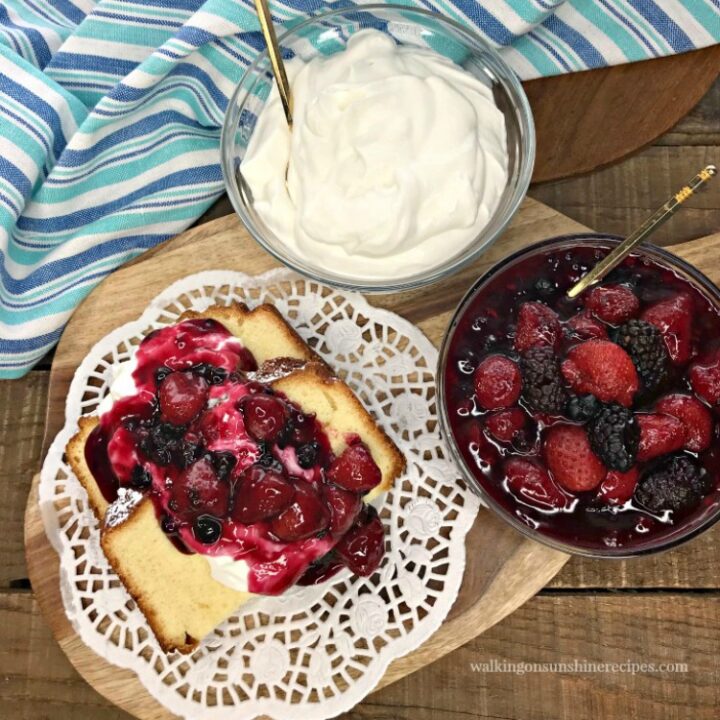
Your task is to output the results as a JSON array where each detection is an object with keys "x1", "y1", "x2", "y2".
[
  {"x1": 241, "y1": 29, "x2": 509, "y2": 282},
  {"x1": 97, "y1": 356, "x2": 139, "y2": 416}
]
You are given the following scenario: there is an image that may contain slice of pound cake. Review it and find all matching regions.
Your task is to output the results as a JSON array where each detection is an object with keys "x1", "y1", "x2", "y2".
[{"x1": 66, "y1": 302, "x2": 405, "y2": 652}]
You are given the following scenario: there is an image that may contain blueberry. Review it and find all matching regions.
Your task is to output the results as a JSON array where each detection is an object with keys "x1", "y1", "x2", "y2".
[
  {"x1": 161, "y1": 515, "x2": 178, "y2": 534},
  {"x1": 191, "y1": 363, "x2": 228, "y2": 385},
  {"x1": 534, "y1": 278, "x2": 556, "y2": 299},
  {"x1": 155, "y1": 366, "x2": 172, "y2": 385},
  {"x1": 130, "y1": 465, "x2": 152, "y2": 489},
  {"x1": 177, "y1": 440, "x2": 203, "y2": 469},
  {"x1": 211, "y1": 450, "x2": 237, "y2": 481},
  {"x1": 193, "y1": 515, "x2": 222, "y2": 544}
]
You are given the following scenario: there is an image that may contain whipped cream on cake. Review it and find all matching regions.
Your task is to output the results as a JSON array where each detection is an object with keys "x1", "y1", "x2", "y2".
[
  {"x1": 86, "y1": 317, "x2": 386, "y2": 595},
  {"x1": 241, "y1": 29, "x2": 509, "y2": 282}
]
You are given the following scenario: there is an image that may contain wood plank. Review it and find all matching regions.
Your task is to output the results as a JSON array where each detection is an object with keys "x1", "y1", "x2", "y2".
[
  {"x1": 657, "y1": 77, "x2": 720, "y2": 147},
  {"x1": 4, "y1": 589, "x2": 718, "y2": 720},
  {"x1": 529, "y1": 145, "x2": 720, "y2": 246},
  {"x1": 0, "y1": 372, "x2": 48, "y2": 588}
]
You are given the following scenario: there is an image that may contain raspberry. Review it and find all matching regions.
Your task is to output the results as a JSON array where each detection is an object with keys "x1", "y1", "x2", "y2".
[
  {"x1": 270, "y1": 479, "x2": 330, "y2": 541},
  {"x1": 327, "y1": 443, "x2": 382, "y2": 492},
  {"x1": 322, "y1": 484, "x2": 362, "y2": 535},
  {"x1": 334, "y1": 506, "x2": 385, "y2": 576},
  {"x1": 514, "y1": 302, "x2": 561, "y2": 353},
  {"x1": 640, "y1": 292, "x2": 694, "y2": 365},
  {"x1": 567, "y1": 311, "x2": 608, "y2": 340},
  {"x1": 635, "y1": 455, "x2": 710, "y2": 513},
  {"x1": 544, "y1": 425, "x2": 606, "y2": 492},
  {"x1": 158, "y1": 371, "x2": 208, "y2": 425},
  {"x1": 597, "y1": 468, "x2": 638, "y2": 505},
  {"x1": 613, "y1": 319, "x2": 669, "y2": 394},
  {"x1": 656, "y1": 394, "x2": 714, "y2": 453},
  {"x1": 519, "y1": 346, "x2": 567, "y2": 415},
  {"x1": 485, "y1": 408, "x2": 526, "y2": 443},
  {"x1": 561, "y1": 340, "x2": 639, "y2": 407},
  {"x1": 690, "y1": 350, "x2": 720, "y2": 406},
  {"x1": 474, "y1": 355, "x2": 522, "y2": 410},
  {"x1": 240, "y1": 394, "x2": 288, "y2": 442},
  {"x1": 504, "y1": 458, "x2": 574, "y2": 511},
  {"x1": 587, "y1": 404, "x2": 639, "y2": 472},
  {"x1": 636, "y1": 413, "x2": 687, "y2": 462},
  {"x1": 585, "y1": 284, "x2": 640, "y2": 324},
  {"x1": 232, "y1": 466, "x2": 296, "y2": 524}
]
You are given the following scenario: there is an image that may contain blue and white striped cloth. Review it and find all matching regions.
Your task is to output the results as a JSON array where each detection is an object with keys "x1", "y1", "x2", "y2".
[{"x1": 1, "y1": 0, "x2": 718, "y2": 377}]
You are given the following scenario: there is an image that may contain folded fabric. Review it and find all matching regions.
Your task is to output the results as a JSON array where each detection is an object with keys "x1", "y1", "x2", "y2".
[{"x1": 1, "y1": 0, "x2": 718, "y2": 377}]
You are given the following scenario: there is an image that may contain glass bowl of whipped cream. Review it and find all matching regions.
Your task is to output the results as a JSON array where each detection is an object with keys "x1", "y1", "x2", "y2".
[{"x1": 221, "y1": 5, "x2": 535, "y2": 292}]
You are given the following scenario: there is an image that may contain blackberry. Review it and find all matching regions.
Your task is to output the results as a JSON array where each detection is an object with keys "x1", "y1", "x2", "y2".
[
  {"x1": 296, "y1": 441, "x2": 320, "y2": 469},
  {"x1": 130, "y1": 465, "x2": 152, "y2": 490},
  {"x1": 210, "y1": 450, "x2": 237, "y2": 480},
  {"x1": 193, "y1": 514, "x2": 222, "y2": 545},
  {"x1": 566, "y1": 394, "x2": 601, "y2": 423},
  {"x1": 614, "y1": 319, "x2": 669, "y2": 393},
  {"x1": 635, "y1": 455, "x2": 710, "y2": 513},
  {"x1": 191, "y1": 362, "x2": 228, "y2": 385},
  {"x1": 520, "y1": 346, "x2": 568, "y2": 415},
  {"x1": 588, "y1": 404, "x2": 639, "y2": 472},
  {"x1": 256, "y1": 441, "x2": 283, "y2": 472},
  {"x1": 139, "y1": 422, "x2": 184, "y2": 466},
  {"x1": 177, "y1": 440, "x2": 203, "y2": 469}
]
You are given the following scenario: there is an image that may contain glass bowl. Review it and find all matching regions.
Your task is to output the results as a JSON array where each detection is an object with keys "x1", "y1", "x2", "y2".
[
  {"x1": 438, "y1": 234, "x2": 720, "y2": 558},
  {"x1": 221, "y1": 4, "x2": 535, "y2": 293}
]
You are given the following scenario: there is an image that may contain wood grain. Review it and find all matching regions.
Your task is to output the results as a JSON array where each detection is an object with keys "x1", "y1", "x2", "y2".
[
  {"x1": 525, "y1": 45, "x2": 720, "y2": 183},
  {"x1": 4, "y1": 590, "x2": 718, "y2": 720}
]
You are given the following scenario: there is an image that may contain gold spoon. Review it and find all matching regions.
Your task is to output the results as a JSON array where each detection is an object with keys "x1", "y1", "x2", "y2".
[
  {"x1": 567, "y1": 164, "x2": 717, "y2": 299},
  {"x1": 254, "y1": 0, "x2": 293, "y2": 127}
]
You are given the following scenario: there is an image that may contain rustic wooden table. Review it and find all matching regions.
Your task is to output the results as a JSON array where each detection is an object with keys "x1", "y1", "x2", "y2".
[{"x1": 2, "y1": 78, "x2": 719, "y2": 720}]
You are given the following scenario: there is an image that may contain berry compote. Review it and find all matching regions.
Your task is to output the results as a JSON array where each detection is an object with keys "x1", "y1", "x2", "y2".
[
  {"x1": 86, "y1": 316, "x2": 387, "y2": 592},
  {"x1": 441, "y1": 235, "x2": 720, "y2": 555}
]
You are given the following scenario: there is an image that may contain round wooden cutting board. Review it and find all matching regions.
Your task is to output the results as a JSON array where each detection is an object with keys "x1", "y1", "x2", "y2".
[{"x1": 24, "y1": 199, "x2": 720, "y2": 720}]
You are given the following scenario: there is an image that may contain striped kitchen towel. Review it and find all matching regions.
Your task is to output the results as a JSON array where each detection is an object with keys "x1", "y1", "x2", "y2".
[{"x1": 1, "y1": 0, "x2": 718, "y2": 377}]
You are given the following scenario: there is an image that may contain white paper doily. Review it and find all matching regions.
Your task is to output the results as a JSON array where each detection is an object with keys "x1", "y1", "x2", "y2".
[{"x1": 39, "y1": 269, "x2": 480, "y2": 720}]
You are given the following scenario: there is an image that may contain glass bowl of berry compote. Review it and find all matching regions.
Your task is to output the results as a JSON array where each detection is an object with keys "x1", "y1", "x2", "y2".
[{"x1": 439, "y1": 233, "x2": 720, "y2": 557}]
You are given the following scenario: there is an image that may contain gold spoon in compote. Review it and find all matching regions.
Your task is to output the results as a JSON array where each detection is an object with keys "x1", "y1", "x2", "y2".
[
  {"x1": 567, "y1": 164, "x2": 717, "y2": 299},
  {"x1": 253, "y1": 0, "x2": 293, "y2": 127}
]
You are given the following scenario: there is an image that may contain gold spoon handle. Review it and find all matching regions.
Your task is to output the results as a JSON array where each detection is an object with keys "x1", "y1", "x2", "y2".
[
  {"x1": 254, "y1": 0, "x2": 293, "y2": 127},
  {"x1": 567, "y1": 164, "x2": 717, "y2": 299}
]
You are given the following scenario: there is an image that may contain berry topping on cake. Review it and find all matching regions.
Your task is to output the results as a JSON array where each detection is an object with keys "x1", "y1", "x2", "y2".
[
  {"x1": 334, "y1": 506, "x2": 385, "y2": 576},
  {"x1": 485, "y1": 408, "x2": 527, "y2": 443},
  {"x1": 613, "y1": 319, "x2": 669, "y2": 394},
  {"x1": 597, "y1": 468, "x2": 638, "y2": 505},
  {"x1": 656, "y1": 394, "x2": 714, "y2": 452},
  {"x1": 270, "y1": 479, "x2": 330, "y2": 542},
  {"x1": 640, "y1": 292, "x2": 694, "y2": 365},
  {"x1": 561, "y1": 339, "x2": 639, "y2": 406},
  {"x1": 504, "y1": 458, "x2": 574, "y2": 511},
  {"x1": 327, "y1": 442, "x2": 382, "y2": 492},
  {"x1": 635, "y1": 456, "x2": 709, "y2": 514},
  {"x1": 519, "y1": 346, "x2": 567, "y2": 415},
  {"x1": 514, "y1": 301, "x2": 561, "y2": 352},
  {"x1": 585, "y1": 284, "x2": 640, "y2": 324},
  {"x1": 231, "y1": 466, "x2": 296, "y2": 524},
  {"x1": 566, "y1": 311, "x2": 608, "y2": 340},
  {"x1": 636, "y1": 413, "x2": 686, "y2": 462},
  {"x1": 473, "y1": 354, "x2": 522, "y2": 410},
  {"x1": 241, "y1": 394, "x2": 289, "y2": 442},
  {"x1": 587, "y1": 404, "x2": 639, "y2": 472},
  {"x1": 690, "y1": 350, "x2": 720, "y2": 406},
  {"x1": 544, "y1": 425, "x2": 606, "y2": 492},
  {"x1": 323, "y1": 484, "x2": 363, "y2": 535}
]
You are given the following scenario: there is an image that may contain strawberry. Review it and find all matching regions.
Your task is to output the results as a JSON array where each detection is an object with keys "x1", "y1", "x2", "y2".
[
  {"x1": 485, "y1": 408, "x2": 526, "y2": 443},
  {"x1": 656, "y1": 394, "x2": 714, "y2": 452},
  {"x1": 322, "y1": 483, "x2": 363, "y2": 535},
  {"x1": 514, "y1": 302, "x2": 561, "y2": 353},
  {"x1": 585, "y1": 284, "x2": 640, "y2": 324},
  {"x1": 240, "y1": 394, "x2": 289, "y2": 442},
  {"x1": 504, "y1": 458, "x2": 575, "y2": 510},
  {"x1": 270, "y1": 479, "x2": 330, "y2": 541},
  {"x1": 334, "y1": 506, "x2": 385, "y2": 576},
  {"x1": 326, "y1": 442, "x2": 382, "y2": 492},
  {"x1": 169, "y1": 456, "x2": 230, "y2": 519},
  {"x1": 544, "y1": 425, "x2": 606, "y2": 492},
  {"x1": 690, "y1": 350, "x2": 720, "y2": 406},
  {"x1": 640, "y1": 292, "x2": 694, "y2": 364},
  {"x1": 636, "y1": 413, "x2": 687, "y2": 462},
  {"x1": 231, "y1": 466, "x2": 295, "y2": 524},
  {"x1": 158, "y1": 371, "x2": 208, "y2": 425},
  {"x1": 473, "y1": 355, "x2": 522, "y2": 410},
  {"x1": 597, "y1": 468, "x2": 638, "y2": 505},
  {"x1": 561, "y1": 340, "x2": 639, "y2": 407},
  {"x1": 566, "y1": 311, "x2": 608, "y2": 340}
]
